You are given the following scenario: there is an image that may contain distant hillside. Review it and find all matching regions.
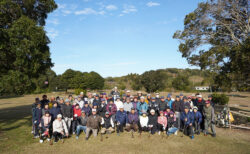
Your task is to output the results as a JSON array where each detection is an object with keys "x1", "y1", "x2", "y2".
[{"x1": 104, "y1": 68, "x2": 213, "y2": 92}]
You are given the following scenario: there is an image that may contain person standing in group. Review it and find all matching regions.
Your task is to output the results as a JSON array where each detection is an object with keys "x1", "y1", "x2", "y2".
[
  {"x1": 181, "y1": 106, "x2": 194, "y2": 139},
  {"x1": 203, "y1": 101, "x2": 216, "y2": 137},
  {"x1": 193, "y1": 106, "x2": 202, "y2": 135},
  {"x1": 61, "y1": 99, "x2": 73, "y2": 134},
  {"x1": 148, "y1": 97, "x2": 159, "y2": 115},
  {"x1": 172, "y1": 96, "x2": 182, "y2": 129},
  {"x1": 76, "y1": 111, "x2": 88, "y2": 139},
  {"x1": 137, "y1": 97, "x2": 148, "y2": 116},
  {"x1": 124, "y1": 97, "x2": 133, "y2": 114},
  {"x1": 148, "y1": 109, "x2": 158, "y2": 135},
  {"x1": 165, "y1": 94, "x2": 173, "y2": 109}
]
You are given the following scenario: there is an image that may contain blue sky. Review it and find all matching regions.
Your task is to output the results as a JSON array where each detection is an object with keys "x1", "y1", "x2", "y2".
[{"x1": 45, "y1": 0, "x2": 203, "y2": 77}]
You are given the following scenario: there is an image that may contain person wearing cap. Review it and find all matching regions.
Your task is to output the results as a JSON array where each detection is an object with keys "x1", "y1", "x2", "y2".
[
  {"x1": 165, "y1": 94, "x2": 173, "y2": 109},
  {"x1": 39, "y1": 111, "x2": 52, "y2": 143},
  {"x1": 180, "y1": 106, "x2": 194, "y2": 139},
  {"x1": 191, "y1": 94, "x2": 196, "y2": 103},
  {"x1": 114, "y1": 97, "x2": 123, "y2": 110},
  {"x1": 159, "y1": 96, "x2": 168, "y2": 112},
  {"x1": 52, "y1": 114, "x2": 68, "y2": 143},
  {"x1": 106, "y1": 100, "x2": 117, "y2": 123},
  {"x1": 82, "y1": 101, "x2": 92, "y2": 117},
  {"x1": 157, "y1": 111, "x2": 167, "y2": 135},
  {"x1": 172, "y1": 96, "x2": 182, "y2": 129},
  {"x1": 148, "y1": 97, "x2": 159, "y2": 115},
  {"x1": 137, "y1": 91, "x2": 142, "y2": 100},
  {"x1": 110, "y1": 86, "x2": 120, "y2": 98},
  {"x1": 193, "y1": 106, "x2": 202, "y2": 135},
  {"x1": 58, "y1": 97, "x2": 65, "y2": 110},
  {"x1": 101, "y1": 112, "x2": 115, "y2": 135},
  {"x1": 72, "y1": 104, "x2": 82, "y2": 134},
  {"x1": 121, "y1": 94, "x2": 127, "y2": 103},
  {"x1": 98, "y1": 98, "x2": 107, "y2": 118},
  {"x1": 180, "y1": 93, "x2": 184, "y2": 102},
  {"x1": 124, "y1": 97, "x2": 133, "y2": 114},
  {"x1": 33, "y1": 102, "x2": 43, "y2": 138},
  {"x1": 50, "y1": 102, "x2": 61, "y2": 121},
  {"x1": 132, "y1": 97, "x2": 139, "y2": 111},
  {"x1": 107, "y1": 94, "x2": 114, "y2": 103},
  {"x1": 115, "y1": 105, "x2": 127, "y2": 135},
  {"x1": 86, "y1": 109, "x2": 102, "y2": 140},
  {"x1": 193, "y1": 94, "x2": 205, "y2": 113},
  {"x1": 93, "y1": 94, "x2": 101, "y2": 108},
  {"x1": 167, "y1": 112, "x2": 178, "y2": 136},
  {"x1": 208, "y1": 95, "x2": 214, "y2": 107},
  {"x1": 41, "y1": 95, "x2": 49, "y2": 109},
  {"x1": 155, "y1": 93, "x2": 161, "y2": 105},
  {"x1": 139, "y1": 111, "x2": 149, "y2": 134},
  {"x1": 76, "y1": 111, "x2": 88, "y2": 139},
  {"x1": 87, "y1": 93, "x2": 94, "y2": 106},
  {"x1": 126, "y1": 90, "x2": 131, "y2": 98},
  {"x1": 180, "y1": 96, "x2": 191, "y2": 112},
  {"x1": 145, "y1": 94, "x2": 151, "y2": 104},
  {"x1": 203, "y1": 101, "x2": 216, "y2": 137},
  {"x1": 49, "y1": 96, "x2": 56, "y2": 109},
  {"x1": 126, "y1": 108, "x2": 139, "y2": 132},
  {"x1": 137, "y1": 96, "x2": 148, "y2": 116},
  {"x1": 187, "y1": 96, "x2": 194, "y2": 111},
  {"x1": 148, "y1": 109, "x2": 158, "y2": 134},
  {"x1": 61, "y1": 99, "x2": 73, "y2": 134}
]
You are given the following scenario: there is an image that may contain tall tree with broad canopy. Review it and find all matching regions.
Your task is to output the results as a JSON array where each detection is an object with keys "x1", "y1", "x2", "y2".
[{"x1": 173, "y1": 0, "x2": 249, "y2": 90}]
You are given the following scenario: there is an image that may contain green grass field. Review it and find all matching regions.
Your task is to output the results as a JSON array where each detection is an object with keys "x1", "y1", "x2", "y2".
[{"x1": 0, "y1": 93, "x2": 250, "y2": 154}]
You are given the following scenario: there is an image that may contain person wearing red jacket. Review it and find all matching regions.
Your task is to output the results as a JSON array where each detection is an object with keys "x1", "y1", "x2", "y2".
[{"x1": 72, "y1": 104, "x2": 81, "y2": 134}]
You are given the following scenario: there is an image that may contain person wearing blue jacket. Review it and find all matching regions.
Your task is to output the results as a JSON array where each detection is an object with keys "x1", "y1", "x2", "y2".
[
  {"x1": 193, "y1": 106, "x2": 202, "y2": 135},
  {"x1": 137, "y1": 97, "x2": 148, "y2": 115},
  {"x1": 115, "y1": 106, "x2": 127, "y2": 135},
  {"x1": 50, "y1": 102, "x2": 61, "y2": 121},
  {"x1": 33, "y1": 102, "x2": 42, "y2": 138},
  {"x1": 165, "y1": 94, "x2": 173, "y2": 109},
  {"x1": 181, "y1": 106, "x2": 195, "y2": 139}
]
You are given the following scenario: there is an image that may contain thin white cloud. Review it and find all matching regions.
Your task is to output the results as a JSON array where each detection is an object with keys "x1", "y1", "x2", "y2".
[
  {"x1": 122, "y1": 5, "x2": 137, "y2": 14},
  {"x1": 146, "y1": 2, "x2": 160, "y2": 7},
  {"x1": 75, "y1": 8, "x2": 105, "y2": 15},
  {"x1": 47, "y1": 28, "x2": 58, "y2": 39},
  {"x1": 106, "y1": 5, "x2": 118, "y2": 11},
  {"x1": 47, "y1": 19, "x2": 59, "y2": 25},
  {"x1": 62, "y1": 10, "x2": 71, "y2": 15}
]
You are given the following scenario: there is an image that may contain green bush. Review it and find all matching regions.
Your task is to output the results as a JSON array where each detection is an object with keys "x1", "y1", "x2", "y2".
[
  {"x1": 211, "y1": 93, "x2": 229, "y2": 105},
  {"x1": 75, "y1": 89, "x2": 86, "y2": 95}
]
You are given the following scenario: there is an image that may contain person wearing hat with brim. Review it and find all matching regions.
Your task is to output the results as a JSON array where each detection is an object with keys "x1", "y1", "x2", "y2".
[
  {"x1": 203, "y1": 101, "x2": 216, "y2": 137},
  {"x1": 39, "y1": 111, "x2": 52, "y2": 143},
  {"x1": 137, "y1": 91, "x2": 142, "y2": 100},
  {"x1": 159, "y1": 96, "x2": 168, "y2": 113},
  {"x1": 110, "y1": 87, "x2": 120, "y2": 98},
  {"x1": 76, "y1": 111, "x2": 88, "y2": 139},
  {"x1": 180, "y1": 93, "x2": 184, "y2": 102},
  {"x1": 124, "y1": 97, "x2": 134, "y2": 114},
  {"x1": 61, "y1": 99, "x2": 73, "y2": 134},
  {"x1": 148, "y1": 97, "x2": 159, "y2": 115},
  {"x1": 121, "y1": 94, "x2": 127, "y2": 103},
  {"x1": 139, "y1": 111, "x2": 149, "y2": 135},
  {"x1": 167, "y1": 111, "x2": 178, "y2": 136},
  {"x1": 100, "y1": 112, "x2": 115, "y2": 135},
  {"x1": 106, "y1": 100, "x2": 117, "y2": 123},
  {"x1": 115, "y1": 105, "x2": 127, "y2": 136},
  {"x1": 180, "y1": 106, "x2": 194, "y2": 139},
  {"x1": 172, "y1": 96, "x2": 182, "y2": 129},
  {"x1": 93, "y1": 94, "x2": 101, "y2": 108},
  {"x1": 85, "y1": 109, "x2": 102, "y2": 140},
  {"x1": 58, "y1": 97, "x2": 65, "y2": 110},
  {"x1": 126, "y1": 108, "x2": 139, "y2": 132},
  {"x1": 52, "y1": 114, "x2": 68, "y2": 143},
  {"x1": 157, "y1": 111, "x2": 168, "y2": 135},
  {"x1": 166, "y1": 94, "x2": 173, "y2": 110},
  {"x1": 194, "y1": 94, "x2": 205, "y2": 113},
  {"x1": 148, "y1": 109, "x2": 158, "y2": 135},
  {"x1": 33, "y1": 101, "x2": 43, "y2": 138},
  {"x1": 193, "y1": 106, "x2": 202, "y2": 135},
  {"x1": 137, "y1": 96, "x2": 148, "y2": 116}
]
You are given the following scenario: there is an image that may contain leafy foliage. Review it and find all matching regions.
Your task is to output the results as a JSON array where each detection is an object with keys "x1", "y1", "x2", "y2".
[
  {"x1": 211, "y1": 93, "x2": 229, "y2": 105},
  {"x1": 172, "y1": 75, "x2": 191, "y2": 91}
]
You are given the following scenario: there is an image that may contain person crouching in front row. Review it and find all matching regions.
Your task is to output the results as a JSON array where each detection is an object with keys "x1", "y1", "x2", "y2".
[
  {"x1": 52, "y1": 114, "x2": 68, "y2": 143},
  {"x1": 85, "y1": 109, "x2": 102, "y2": 140}
]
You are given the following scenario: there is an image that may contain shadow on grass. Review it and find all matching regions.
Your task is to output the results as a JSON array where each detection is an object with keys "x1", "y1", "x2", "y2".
[
  {"x1": 227, "y1": 94, "x2": 248, "y2": 98},
  {"x1": 0, "y1": 95, "x2": 24, "y2": 99},
  {"x1": 0, "y1": 104, "x2": 32, "y2": 132}
]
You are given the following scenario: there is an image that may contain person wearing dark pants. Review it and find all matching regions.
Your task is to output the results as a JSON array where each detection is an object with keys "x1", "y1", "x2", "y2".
[
  {"x1": 139, "y1": 112, "x2": 149, "y2": 134},
  {"x1": 148, "y1": 109, "x2": 158, "y2": 134},
  {"x1": 193, "y1": 106, "x2": 202, "y2": 135},
  {"x1": 157, "y1": 111, "x2": 167, "y2": 135},
  {"x1": 52, "y1": 114, "x2": 68, "y2": 143},
  {"x1": 115, "y1": 106, "x2": 127, "y2": 136},
  {"x1": 203, "y1": 101, "x2": 216, "y2": 137},
  {"x1": 181, "y1": 106, "x2": 194, "y2": 139},
  {"x1": 126, "y1": 108, "x2": 139, "y2": 132}
]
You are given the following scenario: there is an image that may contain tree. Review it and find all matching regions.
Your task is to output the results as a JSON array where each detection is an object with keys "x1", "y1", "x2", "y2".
[
  {"x1": 87, "y1": 71, "x2": 105, "y2": 90},
  {"x1": 0, "y1": 1, "x2": 57, "y2": 95},
  {"x1": 140, "y1": 70, "x2": 167, "y2": 93},
  {"x1": 173, "y1": 0, "x2": 249, "y2": 90},
  {"x1": 172, "y1": 75, "x2": 190, "y2": 91}
]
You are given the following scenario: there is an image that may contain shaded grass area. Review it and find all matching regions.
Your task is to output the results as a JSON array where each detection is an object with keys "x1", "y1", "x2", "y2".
[{"x1": 0, "y1": 94, "x2": 250, "y2": 154}]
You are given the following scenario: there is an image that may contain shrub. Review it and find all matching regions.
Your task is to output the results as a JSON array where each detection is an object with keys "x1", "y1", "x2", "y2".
[
  {"x1": 211, "y1": 93, "x2": 229, "y2": 105},
  {"x1": 75, "y1": 89, "x2": 86, "y2": 95}
]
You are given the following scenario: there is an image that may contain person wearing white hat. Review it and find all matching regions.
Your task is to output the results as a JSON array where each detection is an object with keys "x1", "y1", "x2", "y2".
[
  {"x1": 148, "y1": 109, "x2": 158, "y2": 134},
  {"x1": 115, "y1": 105, "x2": 127, "y2": 136},
  {"x1": 52, "y1": 114, "x2": 68, "y2": 143},
  {"x1": 114, "y1": 97, "x2": 123, "y2": 110},
  {"x1": 126, "y1": 90, "x2": 131, "y2": 97},
  {"x1": 193, "y1": 106, "x2": 202, "y2": 135},
  {"x1": 85, "y1": 109, "x2": 102, "y2": 140},
  {"x1": 137, "y1": 96, "x2": 148, "y2": 116}
]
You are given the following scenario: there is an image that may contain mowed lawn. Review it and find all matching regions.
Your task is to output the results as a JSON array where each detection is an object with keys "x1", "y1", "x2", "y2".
[{"x1": 0, "y1": 93, "x2": 250, "y2": 154}]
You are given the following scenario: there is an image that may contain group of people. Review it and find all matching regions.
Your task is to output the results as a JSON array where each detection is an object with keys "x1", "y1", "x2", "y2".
[{"x1": 32, "y1": 87, "x2": 216, "y2": 144}]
